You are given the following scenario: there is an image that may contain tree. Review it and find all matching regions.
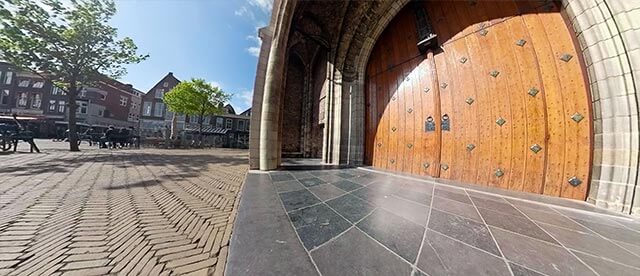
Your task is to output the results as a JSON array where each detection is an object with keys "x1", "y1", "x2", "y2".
[
  {"x1": 163, "y1": 79, "x2": 230, "y2": 145},
  {"x1": 0, "y1": 0, "x2": 147, "y2": 151}
]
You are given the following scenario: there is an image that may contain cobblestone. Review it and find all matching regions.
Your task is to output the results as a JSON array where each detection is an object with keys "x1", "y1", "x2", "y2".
[{"x1": 0, "y1": 141, "x2": 247, "y2": 275}]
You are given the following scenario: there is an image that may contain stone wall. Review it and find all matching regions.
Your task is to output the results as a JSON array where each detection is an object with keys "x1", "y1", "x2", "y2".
[
  {"x1": 564, "y1": 0, "x2": 640, "y2": 215},
  {"x1": 281, "y1": 56, "x2": 304, "y2": 154}
]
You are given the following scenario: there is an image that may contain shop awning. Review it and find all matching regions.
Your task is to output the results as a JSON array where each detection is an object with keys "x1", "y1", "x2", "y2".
[{"x1": 184, "y1": 126, "x2": 229, "y2": 135}]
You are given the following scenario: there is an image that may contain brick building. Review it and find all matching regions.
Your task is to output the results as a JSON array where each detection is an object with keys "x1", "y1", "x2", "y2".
[
  {"x1": 0, "y1": 62, "x2": 143, "y2": 137},
  {"x1": 250, "y1": 0, "x2": 640, "y2": 216}
]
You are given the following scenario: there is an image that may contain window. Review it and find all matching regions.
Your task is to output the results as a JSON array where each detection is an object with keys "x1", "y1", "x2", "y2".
[
  {"x1": 31, "y1": 93, "x2": 41, "y2": 109},
  {"x1": 120, "y1": 96, "x2": 128, "y2": 106},
  {"x1": 238, "y1": 120, "x2": 245, "y2": 131},
  {"x1": 79, "y1": 89, "x2": 86, "y2": 98},
  {"x1": 49, "y1": 100, "x2": 56, "y2": 111},
  {"x1": 99, "y1": 94, "x2": 106, "y2": 100},
  {"x1": 215, "y1": 117, "x2": 224, "y2": 128},
  {"x1": 246, "y1": 121, "x2": 250, "y2": 131},
  {"x1": 58, "y1": 101, "x2": 65, "y2": 113},
  {"x1": 32, "y1": 81, "x2": 44, "y2": 88},
  {"x1": 1, "y1": 90, "x2": 9, "y2": 105},
  {"x1": 98, "y1": 110, "x2": 104, "y2": 117},
  {"x1": 142, "y1": 102, "x2": 152, "y2": 116},
  {"x1": 17, "y1": 92, "x2": 28, "y2": 107},
  {"x1": 154, "y1": 102, "x2": 164, "y2": 117},
  {"x1": 18, "y1": 80, "x2": 30, "y2": 87},
  {"x1": 4, "y1": 72, "x2": 12, "y2": 85},
  {"x1": 131, "y1": 102, "x2": 138, "y2": 110},
  {"x1": 155, "y1": 88, "x2": 164, "y2": 99},
  {"x1": 77, "y1": 102, "x2": 88, "y2": 114},
  {"x1": 203, "y1": 116, "x2": 210, "y2": 125},
  {"x1": 163, "y1": 82, "x2": 169, "y2": 87},
  {"x1": 226, "y1": 118, "x2": 232, "y2": 129},
  {"x1": 51, "y1": 86, "x2": 64, "y2": 95}
]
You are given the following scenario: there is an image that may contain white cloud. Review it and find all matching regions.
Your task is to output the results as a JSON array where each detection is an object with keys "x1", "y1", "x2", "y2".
[
  {"x1": 246, "y1": 47, "x2": 261, "y2": 57},
  {"x1": 248, "y1": 0, "x2": 273, "y2": 13},
  {"x1": 233, "y1": 89, "x2": 254, "y2": 111},
  {"x1": 210, "y1": 81, "x2": 223, "y2": 89}
]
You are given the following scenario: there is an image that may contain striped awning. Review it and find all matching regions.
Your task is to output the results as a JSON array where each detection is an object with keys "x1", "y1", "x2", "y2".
[{"x1": 184, "y1": 126, "x2": 228, "y2": 135}]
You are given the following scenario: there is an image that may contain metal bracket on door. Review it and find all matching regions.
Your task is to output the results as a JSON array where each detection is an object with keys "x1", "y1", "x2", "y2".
[
  {"x1": 425, "y1": 116, "x2": 436, "y2": 132},
  {"x1": 441, "y1": 114, "x2": 450, "y2": 131}
]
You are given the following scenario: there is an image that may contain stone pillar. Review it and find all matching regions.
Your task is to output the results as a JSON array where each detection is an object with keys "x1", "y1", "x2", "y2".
[
  {"x1": 258, "y1": 0, "x2": 298, "y2": 170},
  {"x1": 249, "y1": 29, "x2": 274, "y2": 169}
]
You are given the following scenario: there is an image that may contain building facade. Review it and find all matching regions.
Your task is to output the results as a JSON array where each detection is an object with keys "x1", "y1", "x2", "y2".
[
  {"x1": 140, "y1": 72, "x2": 181, "y2": 137},
  {"x1": 250, "y1": 0, "x2": 640, "y2": 216},
  {"x1": 0, "y1": 62, "x2": 143, "y2": 137}
]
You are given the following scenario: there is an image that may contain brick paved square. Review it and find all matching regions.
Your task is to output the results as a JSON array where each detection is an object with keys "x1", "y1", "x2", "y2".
[{"x1": 0, "y1": 140, "x2": 247, "y2": 276}]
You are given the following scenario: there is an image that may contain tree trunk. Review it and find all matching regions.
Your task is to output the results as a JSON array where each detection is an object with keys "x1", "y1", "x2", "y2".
[
  {"x1": 198, "y1": 113, "x2": 204, "y2": 147},
  {"x1": 67, "y1": 83, "x2": 80, "y2": 152},
  {"x1": 170, "y1": 113, "x2": 178, "y2": 139}
]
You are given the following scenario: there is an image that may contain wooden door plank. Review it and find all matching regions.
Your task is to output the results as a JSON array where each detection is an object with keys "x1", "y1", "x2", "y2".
[
  {"x1": 522, "y1": 10, "x2": 566, "y2": 197},
  {"x1": 506, "y1": 13, "x2": 548, "y2": 194},
  {"x1": 537, "y1": 4, "x2": 591, "y2": 200}
]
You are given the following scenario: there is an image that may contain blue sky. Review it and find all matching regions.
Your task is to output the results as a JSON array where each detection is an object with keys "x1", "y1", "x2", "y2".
[{"x1": 111, "y1": 0, "x2": 272, "y2": 112}]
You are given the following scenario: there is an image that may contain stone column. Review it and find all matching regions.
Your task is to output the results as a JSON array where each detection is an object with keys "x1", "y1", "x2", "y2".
[{"x1": 259, "y1": 0, "x2": 297, "y2": 170}]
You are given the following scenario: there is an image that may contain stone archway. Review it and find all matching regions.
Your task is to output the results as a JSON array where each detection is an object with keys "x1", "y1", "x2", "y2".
[{"x1": 342, "y1": 0, "x2": 639, "y2": 214}]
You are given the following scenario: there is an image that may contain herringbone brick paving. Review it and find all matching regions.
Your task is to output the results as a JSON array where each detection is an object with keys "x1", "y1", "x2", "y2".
[{"x1": 0, "y1": 143, "x2": 248, "y2": 276}]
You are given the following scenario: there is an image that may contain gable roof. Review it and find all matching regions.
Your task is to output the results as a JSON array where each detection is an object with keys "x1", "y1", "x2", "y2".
[{"x1": 146, "y1": 72, "x2": 180, "y2": 94}]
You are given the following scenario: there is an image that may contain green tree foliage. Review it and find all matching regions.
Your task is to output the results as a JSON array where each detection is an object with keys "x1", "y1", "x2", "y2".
[
  {"x1": 163, "y1": 79, "x2": 231, "y2": 142},
  {"x1": 0, "y1": 0, "x2": 147, "y2": 151}
]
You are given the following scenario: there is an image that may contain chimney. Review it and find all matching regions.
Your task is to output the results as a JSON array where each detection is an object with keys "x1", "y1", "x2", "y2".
[{"x1": 168, "y1": 72, "x2": 173, "y2": 76}]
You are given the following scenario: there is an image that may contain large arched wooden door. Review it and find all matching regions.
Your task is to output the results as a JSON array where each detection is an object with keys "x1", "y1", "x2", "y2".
[{"x1": 364, "y1": 0, "x2": 592, "y2": 200}]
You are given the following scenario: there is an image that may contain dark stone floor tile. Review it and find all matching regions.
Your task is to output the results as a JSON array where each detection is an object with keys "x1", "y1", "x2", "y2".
[
  {"x1": 307, "y1": 184, "x2": 346, "y2": 201},
  {"x1": 308, "y1": 170, "x2": 331, "y2": 177},
  {"x1": 351, "y1": 187, "x2": 389, "y2": 205},
  {"x1": 394, "y1": 188, "x2": 432, "y2": 206},
  {"x1": 317, "y1": 174, "x2": 346, "y2": 183},
  {"x1": 326, "y1": 194, "x2": 375, "y2": 223},
  {"x1": 290, "y1": 172, "x2": 314, "y2": 180},
  {"x1": 478, "y1": 208, "x2": 557, "y2": 244},
  {"x1": 227, "y1": 173, "x2": 318, "y2": 276},
  {"x1": 491, "y1": 227, "x2": 595, "y2": 276},
  {"x1": 350, "y1": 175, "x2": 377, "y2": 186},
  {"x1": 466, "y1": 191, "x2": 508, "y2": 202},
  {"x1": 335, "y1": 172, "x2": 357, "y2": 179},
  {"x1": 573, "y1": 218, "x2": 640, "y2": 246},
  {"x1": 379, "y1": 196, "x2": 430, "y2": 226},
  {"x1": 573, "y1": 251, "x2": 640, "y2": 276},
  {"x1": 298, "y1": 177, "x2": 326, "y2": 187},
  {"x1": 271, "y1": 173, "x2": 295, "y2": 182},
  {"x1": 357, "y1": 209, "x2": 424, "y2": 263},
  {"x1": 311, "y1": 228, "x2": 413, "y2": 276},
  {"x1": 516, "y1": 206, "x2": 588, "y2": 232},
  {"x1": 506, "y1": 198, "x2": 556, "y2": 213},
  {"x1": 540, "y1": 223, "x2": 640, "y2": 268},
  {"x1": 509, "y1": 262, "x2": 545, "y2": 276},
  {"x1": 279, "y1": 189, "x2": 321, "y2": 212},
  {"x1": 427, "y1": 209, "x2": 500, "y2": 256},
  {"x1": 432, "y1": 196, "x2": 482, "y2": 222},
  {"x1": 367, "y1": 181, "x2": 397, "y2": 194},
  {"x1": 273, "y1": 180, "x2": 305, "y2": 193},
  {"x1": 614, "y1": 240, "x2": 640, "y2": 256},
  {"x1": 433, "y1": 188, "x2": 472, "y2": 204},
  {"x1": 332, "y1": 179, "x2": 363, "y2": 192},
  {"x1": 470, "y1": 196, "x2": 523, "y2": 217},
  {"x1": 417, "y1": 230, "x2": 510, "y2": 276},
  {"x1": 288, "y1": 204, "x2": 351, "y2": 250}
]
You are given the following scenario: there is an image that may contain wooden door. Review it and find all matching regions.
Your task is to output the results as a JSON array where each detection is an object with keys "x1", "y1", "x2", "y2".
[{"x1": 364, "y1": 0, "x2": 592, "y2": 200}]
